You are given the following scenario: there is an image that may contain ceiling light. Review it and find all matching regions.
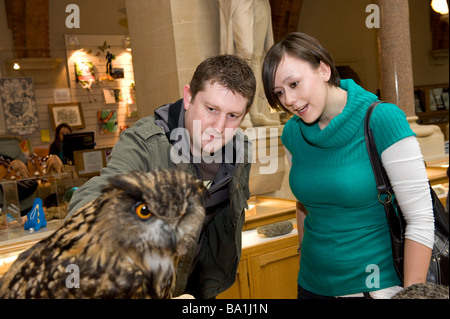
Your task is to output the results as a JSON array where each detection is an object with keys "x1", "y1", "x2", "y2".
[{"x1": 431, "y1": 0, "x2": 449, "y2": 14}]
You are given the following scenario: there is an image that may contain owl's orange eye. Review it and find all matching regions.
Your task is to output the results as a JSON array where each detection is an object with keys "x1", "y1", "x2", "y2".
[{"x1": 135, "y1": 203, "x2": 152, "y2": 220}]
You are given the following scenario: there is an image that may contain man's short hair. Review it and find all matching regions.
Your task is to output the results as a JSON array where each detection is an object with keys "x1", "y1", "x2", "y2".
[{"x1": 189, "y1": 54, "x2": 256, "y2": 111}]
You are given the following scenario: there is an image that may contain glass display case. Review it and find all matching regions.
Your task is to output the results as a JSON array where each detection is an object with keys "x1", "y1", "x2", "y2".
[{"x1": 0, "y1": 172, "x2": 74, "y2": 274}]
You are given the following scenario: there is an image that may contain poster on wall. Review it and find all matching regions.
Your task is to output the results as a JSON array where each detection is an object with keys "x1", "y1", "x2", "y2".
[
  {"x1": 75, "y1": 61, "x2": 96, "y2": 102},
  {"x1": 0, "y1": 77, "x2": 39, "y2": 135},
  {"x1": 74, "y1": 61, "x2": 95, "y2": 83},
  {"x1": 53, "y1": 88, "x2": 71, "y2": 103},
  {"x1": 103, "y1": 89, "x2": 123, "y2": 104},
  {"x1": 97, "y1": 110, "x2": 118, "y2": 133}
]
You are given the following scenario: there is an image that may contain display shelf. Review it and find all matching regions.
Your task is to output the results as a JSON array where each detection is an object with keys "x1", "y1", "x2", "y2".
[
  {"x1": 415, "y1": 83, "x2": 449, "y2": 136},
  {"x1": 242, "y1": 219, "x2": 297, "y2": 249},
  {"x1": 6, "y1": 58, "x2": 62, "y2": 70}
]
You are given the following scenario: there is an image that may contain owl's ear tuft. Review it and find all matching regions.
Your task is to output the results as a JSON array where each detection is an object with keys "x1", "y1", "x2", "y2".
[{"x1": 104, "y1": 171, "x2": 144, "y2": 200}]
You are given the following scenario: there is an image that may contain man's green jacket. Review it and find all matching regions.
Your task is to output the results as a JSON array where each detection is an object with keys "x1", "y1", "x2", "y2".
[{"x1": 68, "y1": 108, "x2": 251, "y2": 298}]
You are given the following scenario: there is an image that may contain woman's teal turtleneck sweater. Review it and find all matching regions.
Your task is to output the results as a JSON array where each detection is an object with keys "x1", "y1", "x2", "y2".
[{"x1": 282, "y1": 79, "x2": 415, "y2": 296}]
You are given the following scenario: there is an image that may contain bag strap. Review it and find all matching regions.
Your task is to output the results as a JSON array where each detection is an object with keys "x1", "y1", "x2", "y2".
[{"x1": 364, "y1": 100, "x2": 394, "y2": 201}]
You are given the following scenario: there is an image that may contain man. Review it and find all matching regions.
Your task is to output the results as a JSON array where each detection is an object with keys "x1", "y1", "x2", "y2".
[{"x1": 68, "y1": 54, "x2": 256, "y2": 298}]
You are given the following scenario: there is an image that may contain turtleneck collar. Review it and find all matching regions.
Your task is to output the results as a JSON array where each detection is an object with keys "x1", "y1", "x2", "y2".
[{"x1": 296, "y1": 79, "x2": 378, "y2": 148}]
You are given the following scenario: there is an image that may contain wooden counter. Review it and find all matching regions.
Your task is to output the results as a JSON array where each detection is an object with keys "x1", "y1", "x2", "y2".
[
  {"x1": 426, "y1": 158, "x2": 449, "y2": 206},
  {"x1": 426, "y1": 158, "x2": 448, "y2": 185},
  {"x1": 244, "y1": 196, "x2": 296, "y2": 231},
  {"x1": 217, "y1": 226, "x2": 299, "y2": 299}
]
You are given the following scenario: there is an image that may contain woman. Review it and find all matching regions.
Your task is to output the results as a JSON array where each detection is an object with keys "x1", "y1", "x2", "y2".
[
  {"x1": 49, "y1": 123, "x2": 72, "y2": 163},
  {"x1": 262, "y1": 32, "x2": 434, "y2": 299}
]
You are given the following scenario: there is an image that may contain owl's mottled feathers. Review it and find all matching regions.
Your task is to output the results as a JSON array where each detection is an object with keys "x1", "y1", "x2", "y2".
[
  {"x1": 0, "y1": 169, "x2": 205, "y2": 298},
  {"x1": 392, "y1": 283, "x2": 449, "y2": 299}
]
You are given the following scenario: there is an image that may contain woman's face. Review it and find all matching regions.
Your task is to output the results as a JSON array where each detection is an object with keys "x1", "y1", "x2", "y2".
[
  {"x1": 59, "y1": 127, "x2": 71, "y2": 142},
  {"x1": 273, "y1": 54, "x2": 331, "y2": 125}
]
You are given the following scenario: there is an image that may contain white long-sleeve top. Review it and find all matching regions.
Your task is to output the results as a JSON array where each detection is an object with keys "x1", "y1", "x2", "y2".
[{"x1": 381, "y1": 136, "x2": 435, "y2": 249}]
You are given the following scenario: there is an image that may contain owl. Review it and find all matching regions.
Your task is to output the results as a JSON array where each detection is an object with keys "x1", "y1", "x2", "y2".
[
  {"x1": 391, "y1": 283, "x2": 449, "y2": 299},
  {"x1": 0, "y1": 169, "x2": 205, "y2": 299}
]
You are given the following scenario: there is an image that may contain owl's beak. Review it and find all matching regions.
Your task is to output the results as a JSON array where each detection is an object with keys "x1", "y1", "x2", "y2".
[{"x1": 171, "y1": 232, "x2": 177, "y2": 251}]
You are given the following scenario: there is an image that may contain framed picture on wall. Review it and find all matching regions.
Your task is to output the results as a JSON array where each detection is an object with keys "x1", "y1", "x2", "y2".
[
  {"x1": 48, "y1": 102, "x2": 85, "y2": 130},
  {"x1": 0, "y1": 77, "x2": 40, "y2": 134}
]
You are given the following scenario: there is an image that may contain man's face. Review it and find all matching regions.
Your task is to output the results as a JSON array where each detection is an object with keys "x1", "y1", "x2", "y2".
[{"x1": 183, "y1": 82, "x2": 248, "y2": 155}]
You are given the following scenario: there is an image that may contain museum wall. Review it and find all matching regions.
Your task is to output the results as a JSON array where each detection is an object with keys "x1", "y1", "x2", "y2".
[
  {"x1": 0, "y1": 0, "x2": 448, "y2": 151},
  {"x1": 297, "y1": 0, "x2": 449, "y2": 95},
  {"x1": 0, "y1": 0, "x2": 130, "y2": 149}
]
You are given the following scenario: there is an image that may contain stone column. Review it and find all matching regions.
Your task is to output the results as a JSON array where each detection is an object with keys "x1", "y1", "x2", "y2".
[
  {"x1": 125, "y1": 0, "x2": 220, "y2": 118},
  {"x1": 376, "y1": 0, "x2": 445, "y2": 161},
  {"x1": 5, "y1": 0, "x2": 50, "y2": 58},
  {"x1": 376, "y1": 0, "x2": 415, "y2": 115},
  {"x1": 125, "y1": 0, "x2": 179, "y2": 118}
]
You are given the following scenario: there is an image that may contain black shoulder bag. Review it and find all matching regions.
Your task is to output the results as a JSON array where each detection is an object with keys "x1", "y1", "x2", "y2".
[{"x1": 364, "y1": 100, "x2": 449, "y2": 286}]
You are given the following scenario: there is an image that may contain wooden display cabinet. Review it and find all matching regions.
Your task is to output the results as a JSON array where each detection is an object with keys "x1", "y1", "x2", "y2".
[
  {"x1": 217, "y1": 231, "x2": 299, "y2": 299},
  {"x1": 218, "y1": 197, "x2": 299, "y2": 299}
]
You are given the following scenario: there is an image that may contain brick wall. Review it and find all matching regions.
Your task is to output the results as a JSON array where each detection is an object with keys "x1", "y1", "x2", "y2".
[{"x1": 5, "y1": 0, "x2": 50, "y2": 58}]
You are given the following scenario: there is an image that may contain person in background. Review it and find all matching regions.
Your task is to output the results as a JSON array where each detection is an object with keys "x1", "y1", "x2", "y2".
[
  {"x1": 262, "y1": 32, "x2": 435, "y2": 299},
  {"x1": 49, "y1": 123, "x2": 72, "y2": 164}
]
